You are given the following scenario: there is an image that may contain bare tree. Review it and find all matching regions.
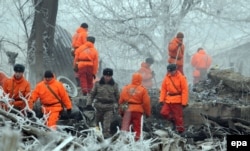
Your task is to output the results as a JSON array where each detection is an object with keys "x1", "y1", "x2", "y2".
[
  {"x1": 65, "y1": 0, "x2": 200, "y2": 84},
  {"x1": 0, "y1": 0, "x2": 33, "y2": 74},
  {"x1": 64, "y1": 0, "x2": 250, "y2": 84},
  {"x1": 27, "y1": 0, "x2": 58, "y2": 87}
]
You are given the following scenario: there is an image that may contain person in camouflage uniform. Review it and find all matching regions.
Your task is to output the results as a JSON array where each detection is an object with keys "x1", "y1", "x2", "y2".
[{"x1": 86, "y1": 68, "x2": 119, "y2": 138}]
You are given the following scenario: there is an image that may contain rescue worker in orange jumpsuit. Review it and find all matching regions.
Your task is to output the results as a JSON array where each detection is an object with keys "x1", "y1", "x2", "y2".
[
  {"x1": 3, "y1": 64, "x2": 31, "y2": 110},
  {"x1": 119, "y1": 72, "x2": 151, "y2": 141},
  {"x1": 29, "y1": 70, "x2": 72, "y2": 129},
  {"x1": 191, "y1": 48, "x2": 212, "y2": 84},
  {"x1": 71, "y1": 23, "x2": 88, "y2": 86},
  {"x1": 72, "y1": 23, "x2": 88, "y2": 51},
  {"x1": 137, "y1": 57, "x2": 155, "y2": 89},
  {"x1": 159, "y1": 64, "x2": 188, "y2": 133},
  {"x1": 74, "y1": 36, "x2": 99, "y2": 96},
  {"x1": 168, "y1": 32, "x2": 185, "y2": 75}
]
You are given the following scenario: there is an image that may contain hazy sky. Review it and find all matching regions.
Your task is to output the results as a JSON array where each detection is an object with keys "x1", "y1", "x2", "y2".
[{"x1": 1, "y1": 0, "x2": 250, "y2": 78}]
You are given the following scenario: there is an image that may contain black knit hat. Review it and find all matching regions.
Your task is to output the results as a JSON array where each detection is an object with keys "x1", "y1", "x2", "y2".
[
  {"x1": 103, "y1": 68, "x2": 113, "y2": 76},
  {"x1": 13, "y1": 64, "x2": 25, "y2": 73},
  {"x1": 167, "y1": 64, "x2": 177, "y2": 72},
  {"x1": 145, "y1": 57, "x2": 154, "y2": 64},
  {"x1": 81, "y1": 23, "x2": 88, "y2": 28},
  {"x1": 176, "y1": 32, "x2": 184, "y2": 38},
  {"x1": 44, "y1": 70, "x2": 54, "y2": 78},
  {"x1": 87, "y1": 36, "x2": 95, "y2": 44}
]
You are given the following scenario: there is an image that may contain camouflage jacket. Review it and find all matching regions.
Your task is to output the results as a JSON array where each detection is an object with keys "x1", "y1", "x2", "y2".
[{"x1": 87, "y1": 78, "x2": 119, "y2": 105}]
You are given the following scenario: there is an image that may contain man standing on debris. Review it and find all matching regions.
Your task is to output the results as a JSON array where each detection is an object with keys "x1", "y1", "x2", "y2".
[
  {"x1": 2, "y1": 64, "x2": 31, "y2": 110},
  {"x1": 74, "y1": 36, "x2": 99, "y2": 96},
  {"x1": 28, "y1": 70, "x2": 72, "y2": 129},
  {"x1": 137, "y1": 57, "x2": 155, "y2": 89},
  {"x1": 72, "y1": 23, "x2": 88, "y2": 51},
  {"x1": 159, "y1": 64, "x2": 188, "y2": 134},
  {"x1": 86, "y1": 68, "x2": 120, "y2": 138},
  {"x1": 119, "y1": 72, "x2": 151, "y2": 141},
  {"x1": 191, "y1": 48, "x2": 212, "y2": 84},
  {"x1": 71, "y1": 23, "x2": 89, "y2": 86},
  {"x1": 168, "y1": 32, "x2": 185, "y2": 75}
]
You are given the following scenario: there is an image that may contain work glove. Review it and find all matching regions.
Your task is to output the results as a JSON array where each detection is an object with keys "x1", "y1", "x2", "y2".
[
  {"x1": 73, "y1": 64, "x2": 78, "y2": 72},
  {"x1": 67, "y1": 109, "x2": 72, "y2": 116},
  {"x1": 93, "y1": 74, "x2": 96, "y2": 79},
  {"x1": 159, "y1": 102, "x2": 164, "y2": 109},
  {"x1": 178, "y1": 43, "x2": 182, "y2": 47},
  {"x1": 182, "y1": 104, "x2": 189, "y2": 108},
  {"x1": 71, "y1": 50, "x2": 75, "y2": 57},
  {"x1": 26, "y1": 111, "x2": 33, "y2": 118},
  {"x1": 85, "y1": 105, "x2": 95, "y2": 111},
  {"x1": 151, "y1": 71, "x2": 155, "y2": 77},
  {"x1": 159, "y1": 102, "x2": 164, "y2": 106},
  {"x1": 113, "y1": 103, "x2": 118, "y2": 113}
]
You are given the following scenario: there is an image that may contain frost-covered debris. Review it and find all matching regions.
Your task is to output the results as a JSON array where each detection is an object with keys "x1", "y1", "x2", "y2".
[
  {"x1": 0, "y1": 126, "x2": 20, "y2": 151},
  {"x1": 0, "y1": 104, "x2": 228, "y2": 151},
  {"x1": 2, "y1": 70, "x2": 250, "y2": 151},
  {"x1": 0, "y1": 88, "x2": 157, "y2": 150}
]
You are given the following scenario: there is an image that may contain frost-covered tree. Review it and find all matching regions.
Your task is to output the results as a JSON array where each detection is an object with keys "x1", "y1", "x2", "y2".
[
  {"x1": 27, "y1": 0, "x2": 58, "y2": 87},
  {"x1": 63, "y1": 0, "x2": 250, "y2": 83}
]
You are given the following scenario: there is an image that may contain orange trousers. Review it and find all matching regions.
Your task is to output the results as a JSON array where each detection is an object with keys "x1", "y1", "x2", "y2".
[
  {"x1": 78, "y1": 66, "x2": 94, "y2": 95},
  {"x1": 43, "y1": 107, "x2": 61, "y2": 129},
  {"x1": 121, "y1": 111, "x2": 143, "y2": 141},
  {"x1": 160, "y1": 103, "x2": 184, "y2": 133}
]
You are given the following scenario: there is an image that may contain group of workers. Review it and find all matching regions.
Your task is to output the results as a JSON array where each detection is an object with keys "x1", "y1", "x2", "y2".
[
  {"x1": 0, "y1": 65, "x2": 72, "y2": 129},
  {"x1": 70, "y1": 23, "x2": 212, "y2": 140},
  {"x1": 0, "y1": 23, "x2": 212, "y2": 141}
]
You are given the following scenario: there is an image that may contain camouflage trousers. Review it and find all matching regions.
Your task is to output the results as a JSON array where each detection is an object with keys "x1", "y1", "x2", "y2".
[{"x1": 94, "y1": 102, "x2": 114, "y2": 138}]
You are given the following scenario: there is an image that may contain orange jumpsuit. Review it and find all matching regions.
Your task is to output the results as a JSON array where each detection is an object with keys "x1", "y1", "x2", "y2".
[
  {"x1": 3, "y1": 75, "x2": 31, "y2": 110},
  {"x1": 119, "y1": 73, "x2": 151, "y2": 140},
  {"x1": 168, "y1": 38, "x2": 185, "y2": 74},
  {"x1": 29, "y1": 77, "x2": 72, "y2": 128},
  {"x1": 159, "y1": 71, "x2": 188, "y2": 133},
  {"x1": 74, "y1": 41, "x2": 99, "y2": 95},
  {"x1": 191, "y1": 49, "x2": 212, "y2": 84},
  {"x1": 72, "y1": 27, "x2": 88, "y2": 84},
  {"x1": 72, "y1": 27, "x2": 88, "y2": 49},
  {"x1": 137, "y1": 62, "x2": 154, "y2": 89}
]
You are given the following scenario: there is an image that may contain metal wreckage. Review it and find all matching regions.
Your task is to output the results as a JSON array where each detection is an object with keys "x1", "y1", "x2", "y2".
[{"x1": 0, "y1": 68, "x2": 250, "y2": 150}]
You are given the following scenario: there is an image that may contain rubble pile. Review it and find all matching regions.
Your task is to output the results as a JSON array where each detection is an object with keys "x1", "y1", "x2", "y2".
[{"x1": 0, "y1": 68, "x2": 249, "y2": 150}]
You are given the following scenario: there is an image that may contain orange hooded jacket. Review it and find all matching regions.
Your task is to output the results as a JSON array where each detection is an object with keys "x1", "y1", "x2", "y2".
[
  {"x1": 28, "y1": 77, "x2": 72, "y2": 112},
  {"x1": 74, "y1": 41, "x2": 99, "y2": 75},
  {"x1": 72, "y1": 27, "x2": 88, "y2": 49},
  {"x1": 168, "y1": 38, "x2": 185, "y2": 66},
  {"x1": 191, "y1": 49, "x2": 212, "y2": 70},
  {"x1": 137, "y1": 62, "x2": 153, "y2": 88},
  {"x1": 119, "y1": 73, "x2": 151, "y2": 116},
  {"x1": 159, "y1": 71, "x2": 188, "y2": 105},
  {"x1": 0, "y1": 72, "x2": 8, "y2": 87},
  {"x1": 3, "y1": 75, "x2": 31, "y2": 109}
]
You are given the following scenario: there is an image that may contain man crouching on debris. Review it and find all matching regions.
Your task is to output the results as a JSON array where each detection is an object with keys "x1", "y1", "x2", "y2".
[
  {"x1": 159, "y1": 64, "x2": 188, "y2": 134},
  {"x1": 28, "y1": 70, "x2": 72, "y2": 129},
  {"x1": 119, "y1": 72, "x2": 151, "y2": 141}
]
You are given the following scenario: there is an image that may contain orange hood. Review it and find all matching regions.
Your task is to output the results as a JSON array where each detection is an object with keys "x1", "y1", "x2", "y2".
[{"x1": 131, "y1": 73, "x2": 142, "y2": 85}]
